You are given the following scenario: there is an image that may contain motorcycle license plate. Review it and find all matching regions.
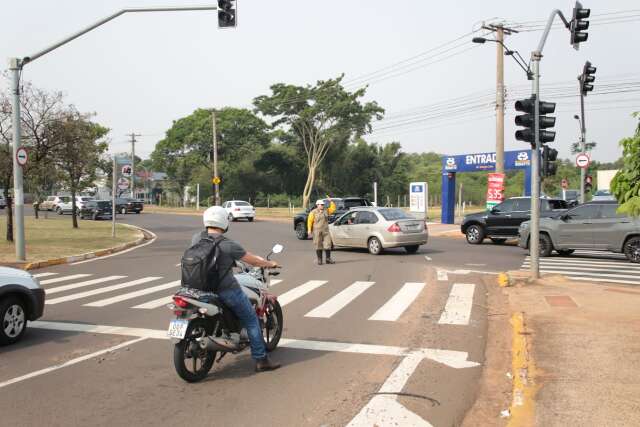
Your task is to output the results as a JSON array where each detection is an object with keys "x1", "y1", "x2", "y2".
[{"x1": 167, "y1": 319, "x2": 189, "y2": 339}]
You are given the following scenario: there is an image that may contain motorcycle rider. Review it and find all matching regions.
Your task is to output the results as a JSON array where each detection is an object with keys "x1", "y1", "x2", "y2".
[
  {"x1": 307, "y1": 198, "x2": 336, "y2": 265},
  {"x1": 191, "y1": 206, "x2": 281, "y2": 372}
]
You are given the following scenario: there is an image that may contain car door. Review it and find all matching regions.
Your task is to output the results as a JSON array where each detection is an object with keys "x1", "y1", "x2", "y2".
[
  {"x1": 556, "y1": 204, "x2": 600, "y2": 247},
  {"x1": 590, "y1": 203, "x2": 630, "y2": 250},
  {"x1": 352, "y1": 211, "x2": 378, "y2": 247},
  {"x1": 485, "y1": 199, "x2": 516, "y2": 236},
  {"x1": 509, "y1": 199, "x2": 531, "y2": 235},
  {"x1": 330, "y1": 211, "x2": 357, "y2": 246}
]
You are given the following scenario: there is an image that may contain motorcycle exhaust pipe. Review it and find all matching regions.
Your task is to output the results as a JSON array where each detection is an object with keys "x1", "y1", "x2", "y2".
[{"x1": 198, "y1": 336, "x2": 239, "y2": 353}]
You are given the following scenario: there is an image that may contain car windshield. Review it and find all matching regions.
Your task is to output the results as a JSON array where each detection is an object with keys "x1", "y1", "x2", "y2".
[
  {"x1": 235, "y1": 201, "x2": 251, "y2": 206},
  {"x1": 59, "y1": 197, "x2": 71, "y2": 202},
  {"x1": 97, "y1": 201, "x2": 111, "y2": 208},
  {"x1": 80, "y1": 197, "x2": 94, "y2": 201},
  {"x1": 378, "y1": 208, "x2": 413, "y2": 221}
]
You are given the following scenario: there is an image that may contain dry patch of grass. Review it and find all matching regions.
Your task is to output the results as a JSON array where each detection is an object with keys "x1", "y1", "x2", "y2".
[{"x1": 0, "y1": 216, "x2": 142, "y2": 263}]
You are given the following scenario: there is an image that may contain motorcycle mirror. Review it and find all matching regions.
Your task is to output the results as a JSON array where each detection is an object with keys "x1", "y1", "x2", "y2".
[{"x1": 272, "y1": 244, "x2": 284, "y2": 254}]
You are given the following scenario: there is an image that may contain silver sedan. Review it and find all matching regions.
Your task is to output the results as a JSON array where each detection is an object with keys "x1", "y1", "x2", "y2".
[{"x1": 329, "y1": 207, "x2": 428, "y2": 255}]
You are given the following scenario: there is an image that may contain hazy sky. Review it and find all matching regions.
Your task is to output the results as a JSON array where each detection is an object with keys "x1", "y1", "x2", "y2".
[{"x1": 3, "y1": 0, "x2": 639, "y2": 163}]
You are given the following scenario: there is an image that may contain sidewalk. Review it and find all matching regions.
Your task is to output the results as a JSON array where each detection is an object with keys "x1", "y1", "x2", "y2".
[
  {"x1": 428, "y1": 222, "x2": 462, "y2": 237},
  {"x1": 504, "y1": 272, "x2": 640, "y2": 426}
]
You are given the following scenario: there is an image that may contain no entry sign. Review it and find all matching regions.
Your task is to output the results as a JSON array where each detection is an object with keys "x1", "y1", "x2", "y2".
[
  {"x1": 16, "y1": 147, "x2": 28, "y2": 166},
  {"x1": 576, "y1": 153, "x2": 590, "y2": 169}
]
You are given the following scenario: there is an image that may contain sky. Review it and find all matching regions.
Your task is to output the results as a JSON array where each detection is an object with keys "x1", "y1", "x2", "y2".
[{"x1": 2, "y1": 0, "x2": 639, "y2": 163}]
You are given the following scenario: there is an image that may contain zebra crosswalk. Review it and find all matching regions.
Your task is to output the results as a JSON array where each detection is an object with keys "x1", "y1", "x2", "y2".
[
  {"x1": 521, "y1": 250, "x2": 640, "y2": 286},
  {"x1": 33, "y1": 272, "x2": 478, "y2": 324}
]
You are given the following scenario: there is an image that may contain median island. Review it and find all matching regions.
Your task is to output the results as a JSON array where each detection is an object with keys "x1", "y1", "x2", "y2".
[{"x1": 0, "y1": 216, "x2": 143, "y2": 265}]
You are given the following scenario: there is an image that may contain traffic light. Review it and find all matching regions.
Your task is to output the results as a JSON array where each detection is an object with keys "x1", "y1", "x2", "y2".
[
  {"x1": 218, "y1": 0, "x2": 236, "y2": 28},
  {"x1": 542, "y1": 145, "x2": 559, "y2": 177},
  {"x1": 585, "y1": 175, "x2": 593, "y2": 192},
  {"x1": 580, "y1": 61, "x2": 596, "y2": 96},
  {"x1": 514, "y1": 96, "x2": 557, "y2": 145},
  {"x1": 570, "y1": 1, "x2": 590, "y2": 49}
]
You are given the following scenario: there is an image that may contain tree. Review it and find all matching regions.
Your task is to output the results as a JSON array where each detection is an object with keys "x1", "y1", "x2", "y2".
[
  {"x1": 254, "y1": 75, "x2": 384, "y2": 208},
  {"x1": 50, "y1": 110, "x2": 109, "y2": 228},
  {"x1": 611, "y1": 112, "x2": 640, "y2": 216},
  {"x1": 0, "y1": 94, "x2": 13, "y2": 241}
]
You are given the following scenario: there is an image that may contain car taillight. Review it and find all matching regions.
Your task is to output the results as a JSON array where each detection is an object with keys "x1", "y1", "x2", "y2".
[
  {"x1": 387, "y1": 223, "x2": 401, "y2": 233},
  {"x1": 173, "y1": 296, "x2": 189, "y2": 308},
  {"x1": 235, "y1": 208, "x2": 240, "y2": 211}
]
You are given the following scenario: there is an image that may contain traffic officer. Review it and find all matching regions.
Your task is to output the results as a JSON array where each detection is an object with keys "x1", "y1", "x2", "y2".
[{"x1": 307, "y1": 198, "x2": 336, "y2": 265}]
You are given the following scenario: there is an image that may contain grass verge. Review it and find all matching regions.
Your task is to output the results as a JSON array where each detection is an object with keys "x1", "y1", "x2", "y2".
[{"x1": 0, "y1": 216, "x2": 142, "y2": 263}]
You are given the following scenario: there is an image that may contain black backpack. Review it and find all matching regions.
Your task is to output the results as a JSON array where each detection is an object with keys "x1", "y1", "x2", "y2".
[{"x1": 181, "y1": 234, "x2": 226, "y2": 292}]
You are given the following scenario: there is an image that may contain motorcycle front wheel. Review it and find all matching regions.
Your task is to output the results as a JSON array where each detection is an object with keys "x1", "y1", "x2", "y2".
[
  {"x1": 263, "y1": 300, "x2": 283, "y2": 352},
  {"x1": 173, "y1": 317, "x2": 218, "y2": 383}
]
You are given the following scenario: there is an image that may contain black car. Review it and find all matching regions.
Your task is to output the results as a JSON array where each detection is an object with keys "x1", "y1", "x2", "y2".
[
  {"x1": 461, "y1": 197, "x2": 568, "y2": 244},
  {"x1": 293, "y1": 197, "x2": 373, "y2": 240},
  {"x1": 80, "y1": 200, "x2": 113, "y2": 220},
  {"x1": 116, "y1": 198, "x2": 144, "y2": 214}
]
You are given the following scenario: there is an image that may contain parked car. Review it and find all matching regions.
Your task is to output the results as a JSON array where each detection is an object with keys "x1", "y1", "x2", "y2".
[
  {"x1": 293, "y1": 197, "x2": 374, "y2": 240},
  {"x1": 75, "y1": 196, "x2": 96, "y2": 210},
  {"x1": 222, "y1": 200, "x2": 255, "y2": 222},
  {"x1": 0, "y1": 193, "x2": 5, "y2": 209},
  {"x1": 329, "y1": 207, "x2": 428, "y2": 255},
  {"x1": 518, "y1": 201, "x2": 640, "y2": 263},
  {"x1": 80, "y1": 200, "x2": 113, "y2": 220},
  {"x1": 591, "y1": 190, "x2": 617, "y2": 202},
  {"x1": 115, "y1": 198, "x2": 144, "y2": 214},
  {"x1": 0, "y1": 267, "x2": 45, "y2": 345},
  {"x1": 39, "y1": 195, "x2": 71, "y2": 212},
  {"x1": 560, "y1": 189, "x2": 580, "y2": 207},
  {"x1": 461, "y1": 196, "x2": 569, "y2": 245},
  {"x1": 55, "y1": 197, "x2": 75, "y2": 215}
]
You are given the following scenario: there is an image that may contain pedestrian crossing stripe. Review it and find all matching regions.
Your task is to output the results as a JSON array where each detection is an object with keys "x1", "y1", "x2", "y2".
[
  {"x1": 84, "y1": 280, "x2": 181, "y2": 307},
  {"x1": 438, "y1": 284, "x2": 475, "y2": 325},
  {"x1": 40, "y1": 274, "x2": 92, "y2": 285},
  {"x1": 368, "y1": 282, "x2": 426, "y2": 322},
  {"x1": 306, "y1": 281, "x2": 375, "y2": 318},
  {"x1": 45, "y1": 277, "x2": 162, "y2": 305},
  {"x1": 46, "y1": 276, "x2": 126, "y2": 295}
]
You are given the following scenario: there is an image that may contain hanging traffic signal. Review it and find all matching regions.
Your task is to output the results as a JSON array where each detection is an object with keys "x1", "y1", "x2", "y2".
[
  {"x1": 580, "y1": 61, "x2": 596, "y2": 96},
  {"x1": 570, "y1": 1, "x2": 590, "y2": 50},
  {"x1": 585, "y1": 175, "x2": 593, "y2": 192},
  {"x1": 514, "y1": 96, "x2": 557, "y2": 144},
  {"x1": 218, "y1": 0, "x2": 237, "y2": 28},
  {"x1": 542, "y1": 146, "x2": 559, "y2": 177}
]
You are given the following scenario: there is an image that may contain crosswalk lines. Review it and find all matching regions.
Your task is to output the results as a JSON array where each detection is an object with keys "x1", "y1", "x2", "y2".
[
  {"x1": 40, "y1": 274, "x2": 92, "y2": 285},
  {"x1": 31, "y1": 272, "x2": 479, "y2": 324},
  {"x1": 306, "y1": 281, "x2": 375, "y2": 318},
  {"x1": 33, "y1": 272, "x2": 58, "y2": 278},
  {"x1": 521, "y1": 250, "x2": 639, "y2": 286}
]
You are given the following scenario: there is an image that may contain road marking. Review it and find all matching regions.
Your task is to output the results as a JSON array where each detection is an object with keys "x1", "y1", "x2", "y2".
[
  {"x1": 523, "y1": 258, "x2": 639, "y2": 268},
  {"x1": 84, "y1": 280, "x2": 181, "y2": 307},
  {"x1": 369, "y1": 282, "x2": 426, "y2": 321},
  {"x1": 438, "y1": 283, "x2": 475, "y2": 325},
  {"x1": 522, "y1": 262, "x2": 640, "y2": 274},
  {"x1": 347, "y1": 353, "x2": 433, "y2": 427},
  {"x1": 437, "y1": 269, "x2": 448, "y2": 281},
  {"x1": 0, "y1": 337, "x2": 146, "y2": 389},
  {"x1": 465, "y1": 263, "x2": 486, "y2": 267},
  {"x1": 29, "y1": 320, "x2": 480, "y2": 368},
  {"x1": 46, "y1": 276, "x2": 127, "y2": 295},
  {"x1": 305, "y1": 281, "x2": 375, "y2": 318},
  {"x1": 40, "y1": 274, "x2": 92, "y2": 285},
  {"x1": 132, "y1": 295, "x2": 173, "y2": 309},
  {"x1": 45, "y1": 277, "x2": 162, "y2": 305},
  {"x1": 424, "y1": 255, "x2": 432, "y2": 261},
  {"x1": 277, "y1": 280, "x2": 327, "y2": 307},
  {"x1": 270, "y1": 279, "x2": 282, "y2": 286},
  {"x1": 175, "y1": 263, "x2": 181, "y2": 267},
  {"x1": 33, "y1": 272, "x2": 57, "y2": 278}
]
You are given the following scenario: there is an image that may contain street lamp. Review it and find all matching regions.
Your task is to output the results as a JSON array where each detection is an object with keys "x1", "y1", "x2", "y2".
[
  {"x1": 8, "y1": 5, "x2": 219, "y2": 261},
  {"x1": 472, "y1": 37, "x2": 533, "y2": 79}
]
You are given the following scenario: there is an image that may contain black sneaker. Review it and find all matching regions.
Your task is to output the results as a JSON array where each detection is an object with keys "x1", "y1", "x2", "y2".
[
  {"x1": 325, "y1": 258, "x2": 335, "y2": 264},
  {"x1": 255, "y1": 356, "x2": 281, "y2": 372},
  {"x1": 316, "y1": 258, "x2": 323, "y2": 265}
]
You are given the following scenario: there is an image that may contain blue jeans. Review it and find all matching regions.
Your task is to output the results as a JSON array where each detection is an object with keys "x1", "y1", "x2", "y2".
[{"x1": 218, "y1": 286, "x2": 266, "y2": 360}]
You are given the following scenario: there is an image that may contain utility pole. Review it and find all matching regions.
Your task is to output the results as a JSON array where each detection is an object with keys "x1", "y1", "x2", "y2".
[
  {"x1": 128, "y1": 133, "x2": 141, "y2": 199},
  {"x1": 579, "y1": 88, "x2": 587, "y2": 203},
  {"x1": 112, "y1": 155, "x2": 117, "y2": 238},
  {"x1": 212, "y1": 111, "x2": 220, "y2": 205}
]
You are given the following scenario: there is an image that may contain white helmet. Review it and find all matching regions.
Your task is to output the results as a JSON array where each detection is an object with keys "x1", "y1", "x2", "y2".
[
  {"x1": 203, "y1": 206, "x2": 229, "y2": 232},
  {"x1": 315, "y1": 199, "x2": 325, "y2": 206}
]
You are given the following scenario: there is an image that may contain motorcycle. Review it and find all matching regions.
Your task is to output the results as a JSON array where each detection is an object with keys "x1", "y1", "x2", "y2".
[{"x1": 167, "y1": 244, "x2": 284, "y2": 383}]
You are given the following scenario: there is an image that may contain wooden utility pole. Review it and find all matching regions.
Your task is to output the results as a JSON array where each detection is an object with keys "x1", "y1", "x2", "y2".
[{"x1": 212, "y1": 111, "x2": 220, "y2": 205}]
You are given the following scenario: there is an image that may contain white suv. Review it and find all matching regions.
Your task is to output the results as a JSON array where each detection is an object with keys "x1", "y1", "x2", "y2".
[
  {"x1": 0, "y1": 267, "x2": 45, "y2": 345},
  {"x1": 222, "y1": 200, "x2": 255, "y2": 222}
]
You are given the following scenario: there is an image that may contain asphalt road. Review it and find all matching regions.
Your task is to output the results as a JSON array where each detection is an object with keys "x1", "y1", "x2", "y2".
[{"x1": 0, "y1": 212, "x2": 528, "y2": 426}]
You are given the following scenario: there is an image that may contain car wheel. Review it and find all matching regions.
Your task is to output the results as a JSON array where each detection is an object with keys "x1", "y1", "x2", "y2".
[
  {"x1": 368, "y1": 237, "x2": 383, "y2": 255},
  {"x1": 247, "y1": 217, "x2": 254, "y2": 222},
  {"x1": 93, "y1": 212, "x2": 99, "y2": 221},
  {"x1": 539, "y1": 234, "x2": 553, "y2": 257},
  {"x1": 557, "y1": 249, "x2": 575, "y2": 256},
  {"x1": 295, "y1": 223, "x2": 307, "y2": 240},
  {"x1": 135, "y1": 211, "x2": 140, "y2": 214},
  {"x1": 56, "y1": 207, "x2": 62, "y2": 215},
  {"x1": 623, "y1": 236, "x2": 640, "y2": 263},
  {"x1": 120, "y1": 207, "x2": 127, "y2": 215},
  {"x1": 490, "y1": 238, "x2": 507, "y2": 244},
  {"x1": 0, "y1": 297, "x2": 27, "y2": 345},
  {"x1": 465, "y1": 225, "x2": 485, "y2": 244},
  {"x1": 404, "y1": 245, "x2": 419, "y2": 254}
]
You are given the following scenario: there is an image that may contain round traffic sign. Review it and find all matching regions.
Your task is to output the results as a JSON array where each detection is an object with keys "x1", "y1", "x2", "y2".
[
  {"x1": 121, "y1": 165, "x2": 132, "y2": 177},
  {"x1": 212, "y1": 176, "x2": 221, "y2": 185},
  {"x1": 576, "y1": 153, "x2": 590, "y2": 169},
  {"x1": 16, "y1": 147, "x2": 28, "y2": 167},
  {"x1": 117, "y1": 177, "x2": 130, "y2": 190}
]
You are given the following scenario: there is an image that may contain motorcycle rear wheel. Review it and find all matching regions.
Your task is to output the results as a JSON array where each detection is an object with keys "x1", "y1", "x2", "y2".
[
  {"x1": 173, "y1": 317, "x2": 218, "y2": 383},
  {"x1": 263, "y1": 300, "x2": 283, "y2": 352}
]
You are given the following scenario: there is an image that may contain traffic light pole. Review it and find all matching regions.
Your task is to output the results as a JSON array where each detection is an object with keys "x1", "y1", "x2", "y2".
[
  {"x1": 578, "y1": 85, "x2": 587, "y2": 203},
  {"x1": 212, "y1": 111, "x2": 220, "y2": 206},
  {"x1": 495, "y1": 27, "x2": 505, "y2": 175}
]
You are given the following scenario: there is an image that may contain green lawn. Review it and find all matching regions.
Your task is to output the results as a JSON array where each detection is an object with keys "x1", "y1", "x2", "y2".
[{"x1": 0, "y1": 216, "x2": 142, "y2": 263}]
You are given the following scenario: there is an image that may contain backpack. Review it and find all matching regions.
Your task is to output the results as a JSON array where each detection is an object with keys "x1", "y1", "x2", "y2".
[{"x1": 181, "y1": 234, "x2": 226, "y2": 292}]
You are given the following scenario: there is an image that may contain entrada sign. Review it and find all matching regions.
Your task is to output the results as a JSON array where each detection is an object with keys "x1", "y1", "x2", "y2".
[{"x1": 443, "y1": 150, "x2": 532, "y2": 172}]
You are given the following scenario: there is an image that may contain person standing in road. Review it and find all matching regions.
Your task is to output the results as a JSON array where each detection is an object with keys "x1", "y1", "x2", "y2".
[{"x1": 307, "y1": 198, "x2": 336, "y2": 265}]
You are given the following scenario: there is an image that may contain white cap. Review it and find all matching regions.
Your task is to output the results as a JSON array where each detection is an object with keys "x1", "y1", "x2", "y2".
[{"x1": 315, "y1": 199, "x2": 325, "y2": 206}]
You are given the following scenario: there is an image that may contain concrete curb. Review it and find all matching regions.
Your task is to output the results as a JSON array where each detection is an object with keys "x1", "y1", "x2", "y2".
[
  {"x1": 506, "y1": 312, "x2": 537, "y2": 426},
  {"x1": 11, "y1": 224, "x2": 155, "y2": 271}
]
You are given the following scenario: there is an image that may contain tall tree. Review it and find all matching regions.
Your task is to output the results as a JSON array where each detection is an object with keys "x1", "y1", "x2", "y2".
[
  {"x1": 254, "y1": 75, "x2": 384, "y2": 207},
  {"x1": 50, "y1": 110, "x2": 109, "y2": 228},
  {"x1": 611, "y1": 112, "x2": 640, "y2": 216},
  {"x1": 0, "y1": 94, "x2": 13, "y2": 241}
]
